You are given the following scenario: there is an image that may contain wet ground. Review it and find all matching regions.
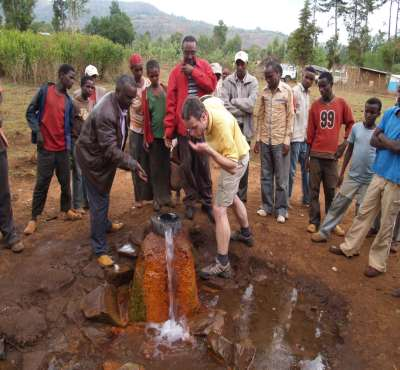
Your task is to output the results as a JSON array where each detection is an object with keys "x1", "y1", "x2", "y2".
[{"x1": 1, "y1": 157, "x2": 400, "y2": 369}]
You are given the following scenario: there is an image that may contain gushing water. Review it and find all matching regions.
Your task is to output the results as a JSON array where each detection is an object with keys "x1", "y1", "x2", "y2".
[{"x1": 165, "y1": 228, "x2": 176, "y2": 322}]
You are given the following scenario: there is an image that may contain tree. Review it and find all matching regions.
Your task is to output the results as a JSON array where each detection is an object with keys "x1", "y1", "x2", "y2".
[
  {"x1": 30, "y1": 21, "x2": 54, "y2": 33},
  {"x1": 85, "y1": 1, "x2": 135, "y2": 46},
  {"x1": 325, "y1": 35, "x2": 341, "y2": 67},
  {"x1": 213, "y1": 20, "x2": 228, "y2": 47},
  {"x1": 66, "y1": 0, "x2": 88, "y2": 31},
  {"x1": 52, "y1": 0, "x2": 68, "y2": 31},
  {"x1": 318, "y1": 0, "x2": 348, "y2": 39},
  {"x1": 0, "y1": 0, "x2": 36, "y2": 30},
  {"x1": 287, "y1": 0, "x2": 320, "y2": 66},
  {"x1": 224, "y1": 35, "x2": 242, "y2": 55}
]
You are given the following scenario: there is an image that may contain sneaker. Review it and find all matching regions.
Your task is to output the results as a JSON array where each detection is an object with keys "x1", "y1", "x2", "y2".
[
  {"x1": 333, "y1": 224, "x2": 345, "y2": 237},
  {"x1": 185, "y1": 206, "x2": 195, "y2": 220},
  {"x1": 63, "y1": 209, "x2": 82, "y2": 221},
  {"x1": 307, "y1": 224, "x2": 317, "y2": 233},
  {"x1": 257, "y1": 209, "x2": 267, "y2": 217},
  {"x1": 24, "y1": 220, "x2": 37, "y2": 235},
  {"x1": 230, "y1": 231, "x2": 254, "y2": 247},
  {"x1": 364, "y1": 266, "x2": 383, "y2": 278},
  {"x1": 277, "y1": 215, "x2": 285, "y2": 223},
  {"x1": 311, "y1": 232, "x2": 327, "y2": 243},
  {"x1": 5, "y1": 239, "x2": 24, "y2": 253},
  {"x1": 199, "y1": 258, "x2": 232, "y2": 279},
  {"x1": 97, "y1": 254, "x2": 114, "y2": 267},
  {"x1": 201, "y1": 205, "x2": 215, "y2": 224},
  {"x1": 74, "y1": 208, "x2": 86, "y2": 215},
  {"x1": 110, "y1": 222, "x2": 124, "y2": 233}
]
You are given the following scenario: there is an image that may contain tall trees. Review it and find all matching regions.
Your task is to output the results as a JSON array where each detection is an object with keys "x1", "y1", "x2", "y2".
[
  {"x1": 287, "y1": 0, "x2": 320, "y2": 65},
  {"x1": 85, "y1": 1, "x2": 135, "y2": 46},
  {"x1": 52, "y1": 0, "x2": 68, "y2": 31},
  {"x1": 213, "y1": 20, "x2": 228, "y2": 47},
  {"x1": 0, "y1": 0, "x2": 36, "y2": 30}
]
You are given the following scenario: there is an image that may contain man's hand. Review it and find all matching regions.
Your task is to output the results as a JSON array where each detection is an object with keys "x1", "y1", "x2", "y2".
[
  {"x1": 282, "y1": 144, "x2": 290, "y2": 156},
  {"x1": 182, "y1": 64, "x2": 194, "y2": 76},
  {"x1": 334, "y1": 141, "x2": 347, "y2": 159},
  {"x1": 164, "y1": 137, "x2": 172, "y2": 149},
  {"x1": 143, "y1": 141, "x2": 149, "y2": 152},
  {"x1": 337, "y1": 174, "x2": 344, "y2": 188},
  {"x1": 188, "y1": 140, "x2": 210, "y2": 154},
  {"x1": 37, "y1": 131, "x2": 44, "y2": 150},
  {"x1": 305, "y1": 157, "x2": 310, "y2": 172},
  {"x1": 254, "y1": 141, "x2": 261, "y2": 154},
  {"x1": 135, "y1": 162, "x2": 148, "y2": 182}
]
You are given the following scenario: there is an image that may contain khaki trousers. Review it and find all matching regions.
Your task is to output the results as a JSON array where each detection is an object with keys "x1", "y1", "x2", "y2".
[{"x1": 340, "y1": 175, "x2": 400, "y2": 272}]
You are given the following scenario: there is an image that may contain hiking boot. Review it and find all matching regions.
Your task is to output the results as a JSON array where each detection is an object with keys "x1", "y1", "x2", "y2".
[
  {"x1": 8, "y1": 241, "x2": 24, "y2": 253},
  {"x1": 364, "y1": 266, "x2": 383, "y2": 278},
  {"x1": 333, "y1": 224, "x2": 345, "y2": 236},
  {"x1": 24, "y1": 220, "x2": 37, "y2": 235},
  {"x1": 307, "y1": 224, "x2": 317, "y2": 233},
  {"x1": 185, "y1": 206, "x2": 195, "y2": 220},
  {"x1": 230, "y1": 230, "x2": 254, "y2": 247},
  {"x1": 199, "y1": 258, "x2": 232, "y2": 279},
  {"x1": 311, "y1": 232, "x2": 328, "y2": 243},
  {"x1": 63, "y1": 209, "x2": 82, "y2": 221},
  {"x1": 97, "y1": 254, "x2": 114, "y2": 267},
  {"x1": 201, "y1": 205, "x2": 215, "y2": 224},
  {"x1": 110, "y1": 222, "x2": 124, "y2": 233}
]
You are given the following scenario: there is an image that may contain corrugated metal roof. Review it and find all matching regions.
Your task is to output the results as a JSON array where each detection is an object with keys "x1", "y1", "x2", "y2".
[{"x1": 359, "y1": 67, "x2": 388, "y2": 75}]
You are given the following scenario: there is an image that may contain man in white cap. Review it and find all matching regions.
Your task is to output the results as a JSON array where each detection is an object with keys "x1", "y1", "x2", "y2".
[
  {"x1": 211, "y1": 62, "x2": 223, "y2": 98},
  {"x1": 74, "y1": 65, "x2": 106, "y2": 105},
  {"x1": 221, "y1": 51, "x2": 258, "y2": 203}
]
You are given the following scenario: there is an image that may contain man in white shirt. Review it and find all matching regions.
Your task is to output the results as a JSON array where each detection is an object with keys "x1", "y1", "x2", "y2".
[{"x1": 289, "y1": 66, "x2": 316, "y2": 206}]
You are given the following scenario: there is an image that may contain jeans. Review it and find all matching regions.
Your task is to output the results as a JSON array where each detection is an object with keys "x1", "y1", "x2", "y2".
[
  {"x1": 31, "y1": 149, "x2": 71, "y2": 219},
  {"x1": 0, "y1": 151, "x2": 19, "y2": 245},
  {"x1": 84, "y1": 176, "x2": 112, "y2": 256},
  {"x1": 71, "y1": 148, "x2": 88, "y2": 209},
  {"x1": 309, "y1": 157, "x2": 338, "y2": 226},
  {"x1": 289, "y1": 141, "x2": 310, "y2": 204},
  {"x1": 319, "y1": 177, "x2": 369, "y2": 238},
  {"x1": 260, "y1": 143, "x2": 289, "y2": 217}
]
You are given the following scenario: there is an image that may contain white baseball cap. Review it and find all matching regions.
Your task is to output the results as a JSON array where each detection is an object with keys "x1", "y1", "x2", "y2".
[
  {"x1": 85, "y1": 65, "x2": 99, "y2": 77},
  {"x1": 211, "y1": 62, "x2": 222, "y2": 75},
  {"x1": 234, "y1": 51, "x2": 248, "y2": 63}
]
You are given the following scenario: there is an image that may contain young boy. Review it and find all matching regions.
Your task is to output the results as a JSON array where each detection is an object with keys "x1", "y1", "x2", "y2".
[
  {"x1": 24, "y1": 64, "x2": 81, "y2": 235},
  {"x1": 143, "y1": 60, "x2": 172, "y2": 211},
  {"x1": 71, "y1": 76, "x2": 95, "y2": 213},
  {"x1": 306, "y1": 72, "x2": 355, "y2": 233},
  {"x1": 311, "y1": 98, "x2": 382, "y2": 242}
]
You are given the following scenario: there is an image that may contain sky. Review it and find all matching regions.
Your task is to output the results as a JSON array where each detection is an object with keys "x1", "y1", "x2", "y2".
[{"x1": 138, "y1": 0, "x2": 391, "y2": 44}]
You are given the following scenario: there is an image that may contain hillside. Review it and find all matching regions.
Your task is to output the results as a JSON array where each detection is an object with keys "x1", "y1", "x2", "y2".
[{"x1": 33, "y1": 0, "x2": 287, "y2": 48}]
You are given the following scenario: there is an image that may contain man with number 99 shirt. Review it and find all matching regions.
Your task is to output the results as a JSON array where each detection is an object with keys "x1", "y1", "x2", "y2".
[{"x1": 306, "y1": 72, "x2": 354, "y2": 233}]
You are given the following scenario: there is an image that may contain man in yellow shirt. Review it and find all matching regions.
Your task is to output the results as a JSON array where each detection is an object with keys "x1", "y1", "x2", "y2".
[{"x1": 182, "y1": 96, "x2": 252, "y2": 278}]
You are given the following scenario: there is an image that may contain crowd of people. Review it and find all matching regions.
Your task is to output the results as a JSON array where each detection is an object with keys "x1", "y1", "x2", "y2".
[{"x1": 0, "y1": 34, "x2": 399, "y2": 283}]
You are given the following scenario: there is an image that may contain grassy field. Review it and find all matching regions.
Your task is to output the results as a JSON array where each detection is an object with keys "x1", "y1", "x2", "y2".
[{"x1": 0, "y1": 79, "x2": 396, "y2": 171}]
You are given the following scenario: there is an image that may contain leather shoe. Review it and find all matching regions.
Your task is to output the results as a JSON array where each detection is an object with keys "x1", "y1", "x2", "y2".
[
  {"x1": 329, "y1": 245, "x2": 347, "y2": 256},
  {"x1": 364, "y1": 266, "x2": 383, "y2": 278}
]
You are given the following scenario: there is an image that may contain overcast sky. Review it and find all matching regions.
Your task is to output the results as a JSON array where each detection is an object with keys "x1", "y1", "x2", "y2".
[{"x1": 139, "y1": 0, "x2": 390, "y2": 44}]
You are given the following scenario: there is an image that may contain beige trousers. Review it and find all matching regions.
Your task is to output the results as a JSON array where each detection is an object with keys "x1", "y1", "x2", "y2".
[{"x1": 340, "y1": 175, "x2": 400, "y2": 272}]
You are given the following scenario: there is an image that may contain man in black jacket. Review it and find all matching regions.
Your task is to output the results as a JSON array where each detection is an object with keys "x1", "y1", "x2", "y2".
[{"x1": 76, "y1": 75, "x2": 147, "y2": 267}]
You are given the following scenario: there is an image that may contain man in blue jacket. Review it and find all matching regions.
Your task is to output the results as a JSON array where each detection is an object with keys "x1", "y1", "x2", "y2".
[{"x1": 24, "y1": 64, "x2": 81, "y2": 235}]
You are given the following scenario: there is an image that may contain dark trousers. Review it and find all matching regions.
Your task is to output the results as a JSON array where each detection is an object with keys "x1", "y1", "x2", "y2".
[
  {"x1": 149, "y1": 138, "x2": 171, "y2": 205},
  {"x1": 237, "y1": 139, "x2": 251, "y2": 202},
  {"x1": 309, "y1": 157, "x2": 338, "y2": 226},
  {"x1": 84, "y1": 176, "x2": 112, "y2": 256},
  {"x1": 177, "y1": 135, "x2": 212, "y2": 208},
  {"x1": 31, "y1": 149, "x2": 71, "y2": 219},
  {"x1": 71, "y1": 144, "x2": 88, "y2": 209},
  {"x1": 129, "y1": 131, "x2": 153, "y2": 202},
  {"x1": 0, "y1": 151, "x2": 18, "y2": 245}
]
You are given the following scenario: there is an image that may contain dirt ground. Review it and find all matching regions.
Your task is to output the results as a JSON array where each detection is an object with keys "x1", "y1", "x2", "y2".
[{"x1": 0, "y1": 83, "x2": 400, "y2": 370}]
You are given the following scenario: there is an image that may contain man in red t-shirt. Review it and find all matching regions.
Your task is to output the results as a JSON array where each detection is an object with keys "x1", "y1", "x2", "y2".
[
  {"x1": 306, "y1": 72, "x2": 355, "y2": 233},
  {"x1": 164, "y1": 35, "x2": 217, "y2": 221},
  {"x1": 24, "y1": 64, "x2": 82, "y2": 235}
]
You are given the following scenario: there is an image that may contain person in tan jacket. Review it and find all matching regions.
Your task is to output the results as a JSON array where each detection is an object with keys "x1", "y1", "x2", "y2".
[{"x1": 254, "y1": 60, "x2": 294, "y2": 223}]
